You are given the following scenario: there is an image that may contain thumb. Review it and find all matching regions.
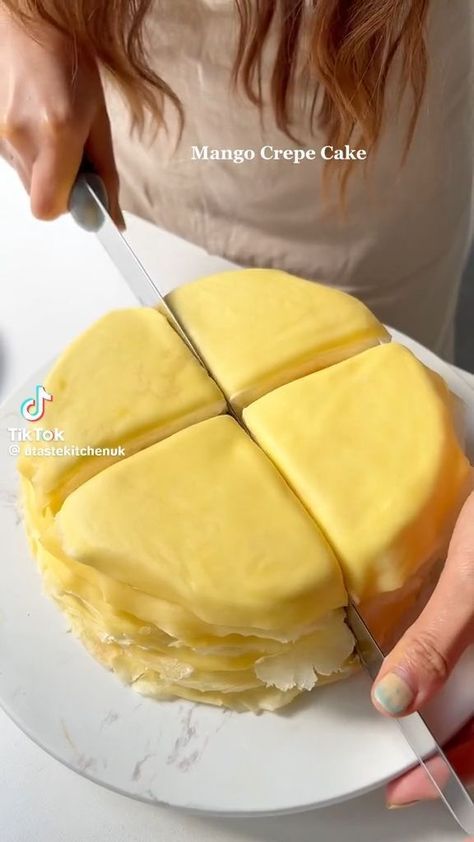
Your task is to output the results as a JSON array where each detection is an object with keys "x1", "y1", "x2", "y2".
[{"x1": 371, "y1": 492, "x2": 474, "y2": 717}]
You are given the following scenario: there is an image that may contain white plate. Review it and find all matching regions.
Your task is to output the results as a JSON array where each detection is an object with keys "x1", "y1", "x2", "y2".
[{"x1": 0, "y1": 330, "x2": 472, "y2": 816}]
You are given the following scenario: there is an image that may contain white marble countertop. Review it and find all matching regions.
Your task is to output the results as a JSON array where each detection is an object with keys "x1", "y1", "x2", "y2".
[{"x1": 0, "y1": 160, "x2": 471, "y2": 842}]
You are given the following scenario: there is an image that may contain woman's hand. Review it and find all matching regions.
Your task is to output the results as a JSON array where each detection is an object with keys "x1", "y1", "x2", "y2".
[
  {"x1": 0, "y1": 9, "x2": 123, "y2": 225},
  {"x1": 386, "y1": 717, "x2": 474, "y2": 807},
  {"x1": 371, "y1": 491, "x2": 474, "y2": 807}
]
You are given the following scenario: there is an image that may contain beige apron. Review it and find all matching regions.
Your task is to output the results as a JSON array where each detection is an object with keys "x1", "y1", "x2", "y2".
[{"x1": 106, "y1": 0, "x2": 474, "y2": 360}]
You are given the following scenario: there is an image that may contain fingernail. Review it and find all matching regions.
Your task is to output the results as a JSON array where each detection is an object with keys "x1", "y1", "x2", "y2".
[
  {"x1": 387, "y1": 801, "x2": 418, "y2": 810},
  {"x1": 373, "y1": 672, "x2": 414, "y2": 715}
]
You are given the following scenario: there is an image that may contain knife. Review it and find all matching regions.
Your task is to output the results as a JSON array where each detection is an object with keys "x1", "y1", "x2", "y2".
[
  {"x1": 70, "y1": 173, "x2": 474, "y2": 834},
  {"x1": 348, "y1": 602, "x2": 474, "y2": 834},
  {"x1": 69, "y1": 172, "x2": 246, "y2": 426}
]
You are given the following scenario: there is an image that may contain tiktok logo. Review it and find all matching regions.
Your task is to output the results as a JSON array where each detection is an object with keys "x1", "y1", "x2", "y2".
[{"x1": 20, "y1": 385, "x2": 53, "y2": 422}]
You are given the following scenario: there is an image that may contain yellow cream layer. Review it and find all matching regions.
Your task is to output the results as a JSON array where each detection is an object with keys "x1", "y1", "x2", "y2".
[
  {"x1": 51, "y1": 416, "x2": 347, "y2": 631},
  {"x1": 24, "y1": 478, "x2": 334, "y2": 649},
  {"x1": 18, "y1": 308, "x2": 225, "y2": 512},
  {"x1": 55, "y1": 591, "x2": 355, "y2": 696},
  {"x1": 244, "y1": 343, "x2": 472, "y2": 602},
  {"x1": 167, "y1": 269, "x2": 390, "y2": 411},
  {"x1": 23, "y1": 476, "x2": 334, "y2": 655},
  {"x1": 129, "y1": 668, "x2": 353, "y2": 711},
  {"x1": 23, "y1": 481, "x2": 355, "y2": 710}
]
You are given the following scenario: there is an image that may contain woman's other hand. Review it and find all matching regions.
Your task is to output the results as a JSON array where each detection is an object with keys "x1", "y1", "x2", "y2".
[
  {"x1": 0, "y1": 9, "x2": 123, "y2": 225},
  {"x1": 386, "y1": 717, "x2": 473, "y2": 807},
  {"x1": 371, "y1": 491, "x2": 474, "y2": 806}
]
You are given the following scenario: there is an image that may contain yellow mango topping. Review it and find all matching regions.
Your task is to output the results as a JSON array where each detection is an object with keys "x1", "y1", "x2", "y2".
[
  {"x1": 244, "y1": 343, "x2": 471, "y2": 601},
  {"x1": 168, "y1": 269, "x2": 389, "y2": 410},
  {"x1": 18, "y1": 308, "x2": 225, "y2": 512},
  {"x1": 53, "y1": 416, "x2": 347, "y2": 630}
]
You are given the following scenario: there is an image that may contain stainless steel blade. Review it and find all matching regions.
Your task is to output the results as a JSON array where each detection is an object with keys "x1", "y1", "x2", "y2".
[
  {"x1": 69, "y1": 174, "x2": 248, "y2": 428},
  {"x1": 347, "y1": 602, "x2": 474, "y2": 834}
]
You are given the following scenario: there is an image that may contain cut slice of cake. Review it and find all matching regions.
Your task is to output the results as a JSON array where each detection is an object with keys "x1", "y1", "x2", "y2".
[
  {"x1": 167, "y1": 268, "x2": 389, "y2": 411},
  {"x1": 18, "y1": 308, "x2": 225, "y2": 512},
  {"x1": 244, "y1": 343, "x2": 472, "y2": 607},
  {"x1": 52, "y1": 416, "x2": 347, "y2": 631},
  {"x1": 34, "y1": 415, "x2": 355, "y2": 709}
]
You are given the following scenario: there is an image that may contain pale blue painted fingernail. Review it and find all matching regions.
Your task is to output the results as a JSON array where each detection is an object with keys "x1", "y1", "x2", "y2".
[{"x1": 374, "y1": 672, "x2": 414, "y2": 715}]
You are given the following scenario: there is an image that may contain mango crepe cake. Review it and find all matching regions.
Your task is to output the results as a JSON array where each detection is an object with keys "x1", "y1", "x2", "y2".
[{"x1": 18, "y1": 269, "x2": 472, "y2": 711}]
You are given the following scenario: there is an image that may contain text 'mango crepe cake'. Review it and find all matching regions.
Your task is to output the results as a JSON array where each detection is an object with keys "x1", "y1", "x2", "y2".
[{"x1": 19, "y1": 269, "x2": 472, "y2": 711}]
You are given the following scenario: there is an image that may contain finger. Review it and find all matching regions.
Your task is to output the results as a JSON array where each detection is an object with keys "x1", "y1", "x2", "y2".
[
  {"x1": 387, "y1": 719, "x2": 474, "y2": 806},
  {"x1": 0, "y1": 137, "x2": 32, "y2": 192},
  {"x1": 372, "y1": 492, "x2": 474, "y2": 716},
  {"x1": 387, "y1": 739, "x2": 474, "y2": 806},
  {"x1": 0, "y1": 118, "x2": 37, "y2": 191},
  {"x1": 85, "y1": 103, "x2": 125, "y2": 229},
  {"x1": 30, "y1": 124, "x2": 85, "y2": 220}
]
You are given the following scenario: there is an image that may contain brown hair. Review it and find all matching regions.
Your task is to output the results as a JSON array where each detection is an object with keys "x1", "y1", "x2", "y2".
[{"x1": 5, "y1": 0, "x2": 430, "y2": 171}]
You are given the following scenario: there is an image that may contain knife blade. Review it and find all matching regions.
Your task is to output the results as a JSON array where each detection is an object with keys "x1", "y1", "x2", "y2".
[
  {"x1": 70, "y1": 173, "x2": 474, "y2": 834},
  {"x1": 69, "y1": 173, "x2": 251, "y2": 430},
  {"x1": 347, "y1": 602, "x2": 474, "y2": 834}
]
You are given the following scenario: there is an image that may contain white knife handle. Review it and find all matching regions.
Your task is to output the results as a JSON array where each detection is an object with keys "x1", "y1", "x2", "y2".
[{"x1": 69, "y1": 172, "x2": 109, "y2": 232}]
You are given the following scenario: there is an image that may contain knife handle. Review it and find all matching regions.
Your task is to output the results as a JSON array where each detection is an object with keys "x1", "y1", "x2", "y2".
[{"x1": 69, "y1": 159, "x2": 109, "y2": 232}]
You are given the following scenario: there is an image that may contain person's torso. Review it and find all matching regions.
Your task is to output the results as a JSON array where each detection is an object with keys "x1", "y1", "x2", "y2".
[{"x1": 106, "y1": 0, "x2": 474, "y2": 357}]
